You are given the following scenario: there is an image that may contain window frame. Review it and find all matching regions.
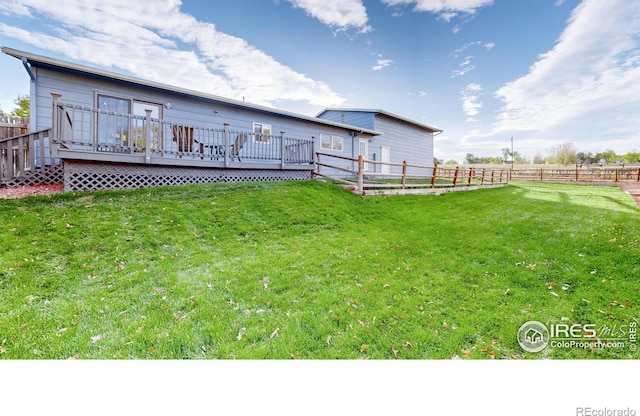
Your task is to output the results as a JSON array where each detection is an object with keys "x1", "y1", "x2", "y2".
[
  {"x1": 319, "y1": 133, "x2": 344, "y2": 151},
  {"x1": 253, "y1": 122, "x2": 272, "y2": 143}
]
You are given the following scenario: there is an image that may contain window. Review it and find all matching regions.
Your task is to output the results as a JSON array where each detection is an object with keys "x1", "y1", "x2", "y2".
[
  {"x1": 96, "y1": 94, "x2": 162, "y2": 150},
  {"x1": 319, "y1": 133, "x2": 343, "y2": 151},
  {"x1": 253, "y1": 122, "x2": 271, "y2": 143},
  {"x1": 97, "y1": 95, "x2": 130, "y2": 146}
]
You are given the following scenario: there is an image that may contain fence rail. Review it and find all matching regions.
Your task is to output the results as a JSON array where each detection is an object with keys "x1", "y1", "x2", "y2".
[
  {"x1": 508, "y1": 167, "x2": 640, "y2": 182},
  {"x1": 314, "y1": 152, "x2": 509, "y2": 195},
  {"x1": 0, "y1": 116, "x2": 28, "y2": 140}
]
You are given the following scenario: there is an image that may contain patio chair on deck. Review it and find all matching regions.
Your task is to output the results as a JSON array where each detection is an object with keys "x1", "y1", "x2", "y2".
[
  {"x1": 172, "y1": 125, "x2": 204, "y2": 158},
  {"x1": 214, "y1": 133, "x2": 248, "y2": 161}
]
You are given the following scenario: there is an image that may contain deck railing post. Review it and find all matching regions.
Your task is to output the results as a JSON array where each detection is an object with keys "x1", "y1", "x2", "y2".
[
  {"x1": 51, "y1": 93, "x2": 61, "y2": 143},
  {"x1": 453, "y1": 166, "x2": 459, "y2": 187},
  {"x1": 431, "y1": 166, "x2": 437, "y2": 188},
  {"x1": 401, "y1": 161, "x2": 407, "y2": 189},
  {"x1": 280, "y1": 131, "x2": 286, "y2": 169},
  {"x1": 223, "y1": 123, "x2": 230, "y2": 168},
  {"x1": 357, "y1": 154, "x2": 364, "y2": 194},
  {"x1": 144, "y1": 109, "x2": 152, "y2": 163}
]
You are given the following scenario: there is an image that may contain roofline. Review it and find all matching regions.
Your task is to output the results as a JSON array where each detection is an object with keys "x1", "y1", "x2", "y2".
[
  {"x1": 2, "y1": 46, "x2": 382, "y2": 136},
  {"x1": 316, "y1": 107, "x2": 443, "y2": 133}
]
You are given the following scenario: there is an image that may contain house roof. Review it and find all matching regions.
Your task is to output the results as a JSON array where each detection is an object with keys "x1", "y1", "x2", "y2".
[
  {"x1": 2, "y1": 46, "x2": 382, "y2": 136},
  {"x1": 316, "y1": 108, "x2": 442, "y2": 133}
]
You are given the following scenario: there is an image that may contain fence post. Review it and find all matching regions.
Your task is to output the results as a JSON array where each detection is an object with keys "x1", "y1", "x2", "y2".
[
  {"x1": 401, "y1": 161, "x2": 407, "y2": 189},
  {"x1": 453, "y1": 166, "x2": 459, "y2": 187},
  {"x1": 575, "y1": 167, "x2": 579, "y2": 181},
  {"x1": 637, "y1": 167, "x2": 640, "y2": 182},
  {"x1": 540, "y1": 168, "x2": 543, "y2": 181},
  {"x1": 615, "y1": 168, "x2": 619, "y2": 182},
  {"x1": 431, "y1": 166, "x2": 437, "y2": 188},
  {"x1": 357, "y1": 155, "x2": 364, "y2": 195},
  {"x1": 468, "y1": 167, "x2": 473, "y2": 186},
  {"x1": 223, "y1": 123, "x2": 230, "y2": 168},
  {"x1": 481, "y1": 168, "x2": 486, "y2": 185},
  {"x1": 280, "y1": 131, "x2": 286, "y2": 169},
  {"x1": 491, "y1": 170, "x2": 495, "y2": 184}
]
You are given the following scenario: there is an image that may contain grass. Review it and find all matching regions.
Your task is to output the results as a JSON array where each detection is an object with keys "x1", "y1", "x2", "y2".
[{"x1": 0, "y1": 180, "x2": 638, "y2": 359}]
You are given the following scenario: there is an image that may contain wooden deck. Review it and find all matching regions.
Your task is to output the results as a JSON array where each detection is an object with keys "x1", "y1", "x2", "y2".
[{"x1": 1, "y1": 98, "x2": 315, "y2": 190}]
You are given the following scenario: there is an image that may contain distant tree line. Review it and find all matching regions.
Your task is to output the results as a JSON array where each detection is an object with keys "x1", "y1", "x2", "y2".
[{"x1": 444, "y1": 142, "x2": 640, "y2": 166}]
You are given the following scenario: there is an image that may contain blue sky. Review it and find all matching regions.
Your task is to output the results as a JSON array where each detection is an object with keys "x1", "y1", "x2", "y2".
[{"x1": 0, "y1": 0, "x2": 638, "y2": 162}]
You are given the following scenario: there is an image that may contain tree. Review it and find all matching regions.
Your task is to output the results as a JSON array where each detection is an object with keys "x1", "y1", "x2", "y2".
[
  {"x1": 549, "y1": 142, "x2": 579, "y2": 166},
  {"x1": 532, "y1": 153, "x2": 545, "y2": 164},
  {"x1": 576, "y1": 151, "x2": 593, "y2": 164},
  {"x1": 10, "y1": 94, "x2": 30, "y2": 118},
  {"x1": 593, "y1": 149, "x2": 618, "y2": 164},
  {"x1": 622, "y1": 151, "x2": 640, "y2": 164},
  {"x1": 444, "y1": 159, "x2": 458, "y2": 165}
]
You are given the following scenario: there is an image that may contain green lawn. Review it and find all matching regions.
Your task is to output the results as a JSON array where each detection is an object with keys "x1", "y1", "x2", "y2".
[{"x1": 0, "y1": 180, "x2": 638, "y2": 359}]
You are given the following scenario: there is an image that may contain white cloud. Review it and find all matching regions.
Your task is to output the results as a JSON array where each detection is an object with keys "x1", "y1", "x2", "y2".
[
  {"x1": 451, "y1": 55, "x2": 475, "y2": 77},
  {"x1": 372, "y1": 58, "x2": 393, "y2": 70},
  {"x1": 492, "y1": 0, "x2": 640, "y2": 133},
  {"x1": 0, "y1": 0, "x2": 346, "y2": 108},
  {"x1": 461, "y1": 83, "x2": 483, "y2": 117},
  {"x1": 483, "y1": 42, "x2": 495, "y2": 51},
  {"x1": 286, "y1": 0, "x2": 372, "y2": 33},
  {"x1": 380, "y1": 0, "x2": 493, "y2": 20}
]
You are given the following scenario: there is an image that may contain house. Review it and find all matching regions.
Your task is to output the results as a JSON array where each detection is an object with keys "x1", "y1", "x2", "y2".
[
  {"x1": 1, "y1": 46, "x2": 442, "y2": 191},
  {"x1": 316, "y1": 108, "x2": 442, "y2": 176}
]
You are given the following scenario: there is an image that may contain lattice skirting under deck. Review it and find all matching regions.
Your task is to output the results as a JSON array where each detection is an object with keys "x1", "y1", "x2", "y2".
[
  {"x1": 1, "y1": 166, "x2": 64, "y2": 187},
  {"x1": 63, "y1": 161, "x2": 312, "y2": 191}
]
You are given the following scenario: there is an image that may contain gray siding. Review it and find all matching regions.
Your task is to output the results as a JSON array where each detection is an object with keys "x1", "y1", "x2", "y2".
[
  {"x1": 371, "y1": 114, "x2": 434, "y2": 175},
  {"x1": 30, "y1": 67, "x2": 366, "y2": 158},
  {"x1": 318, "y1": 110, "x2": 375, "y2": 130},
  {"x1": 319, "y1": 110, "x2": 435, "y2": 176}
]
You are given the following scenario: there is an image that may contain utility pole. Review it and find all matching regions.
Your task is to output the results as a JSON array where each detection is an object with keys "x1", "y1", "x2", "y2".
[{"x1": 510, "y1": 137, "x2": 514, "y2": 170}]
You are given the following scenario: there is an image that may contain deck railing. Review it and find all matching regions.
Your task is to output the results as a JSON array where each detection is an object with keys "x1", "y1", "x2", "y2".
[
  {"x1": 314, "y1": 152, "x2": 509, "y2": 195},
  {"x1": 51, "y1": 96, "x2": 314, "y2": 167},
  {"x1": 0, "y1": 128, "x2": 59, "y2": 183}
]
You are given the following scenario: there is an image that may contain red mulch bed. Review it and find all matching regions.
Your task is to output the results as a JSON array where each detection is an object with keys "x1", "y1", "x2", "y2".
[{"x1": 0, "y1": 183, "x2": 64, "y2": 199}]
